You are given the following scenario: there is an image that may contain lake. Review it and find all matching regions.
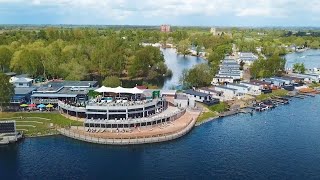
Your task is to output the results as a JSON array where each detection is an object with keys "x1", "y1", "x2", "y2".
[
  {"x1": 1, "y1": 96, "x2": 320, "y2": 179},
  {"x1": 285, "y1": 49, "x2": 320, "y2": 69},
  {"x1": 162, "y1": 48, "x2": 207, "y2": 90}
]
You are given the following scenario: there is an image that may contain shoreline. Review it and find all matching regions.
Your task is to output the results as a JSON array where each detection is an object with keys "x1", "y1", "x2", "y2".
[{"x1": 195, "y1": 93, "x2": 318, "y2": 128}]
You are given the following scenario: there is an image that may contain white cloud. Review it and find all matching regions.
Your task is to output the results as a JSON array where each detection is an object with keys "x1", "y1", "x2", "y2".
[{"x1": 0, "y1": 0, "x2": 319, "y2": 24}]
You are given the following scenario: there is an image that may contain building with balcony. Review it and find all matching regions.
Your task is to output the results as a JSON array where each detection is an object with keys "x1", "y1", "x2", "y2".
[{"x1": 58, "y1": 86, "x2": 185, "y2": 129}]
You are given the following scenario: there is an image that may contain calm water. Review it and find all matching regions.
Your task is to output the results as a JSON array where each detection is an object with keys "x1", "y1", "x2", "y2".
[
  {"x1": 162, "y1": 48, "x2": 206, "y2": 90},
  {"x1": 285, "y1": 49, "x2": 320, "y2": 69},
  {"x1": 1, "y1": 96, "x2": 320, "y2": 179}
]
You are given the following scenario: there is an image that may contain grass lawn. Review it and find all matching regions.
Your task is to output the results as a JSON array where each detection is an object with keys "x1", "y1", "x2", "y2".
[
  {"x1": 0, "y1": 112, "x2": 83, "y2": 137},
  {"x1": 256, "y1": 89, "x2": 289, "y2": 101},
  {"x1": 309, "y1": 82, "x2": 320, "y2": 88},
  {"x1": 197, "y1": 111, "x2": 218, "y2": 124}
]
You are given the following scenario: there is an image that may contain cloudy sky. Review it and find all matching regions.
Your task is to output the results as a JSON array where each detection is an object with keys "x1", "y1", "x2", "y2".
[{"x1": 0, "y1": 0, "x2": 319, "y2": 26}]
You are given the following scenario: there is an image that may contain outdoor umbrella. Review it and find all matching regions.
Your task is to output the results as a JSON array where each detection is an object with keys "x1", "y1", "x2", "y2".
[
  {"x1": 46, "y1": 104, "x2": 54, "y2": 108},
  {"x1": 37, "y1": 104, "x2": 46, "y2": 108},
  {"x1": 28, "y1": 104, "x2": 36, "y2": 108},
  {"x1": 20, "y1": 104, "x2": 28, "y2": 107}
]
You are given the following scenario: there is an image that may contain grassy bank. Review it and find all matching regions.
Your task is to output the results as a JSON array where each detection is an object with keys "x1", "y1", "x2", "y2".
[
  {"x1": 256, "y1": 89, "x2": 289, "y2": 101},
  {"x1": 0, "y1": 112, "x2": 83, "y2": 137},
  {"x1": 197, "y1": 111, "x2": 218, "y2": 124},
  {"x1": 196, "y1": 102, "x2": 229, "y2": 124}
]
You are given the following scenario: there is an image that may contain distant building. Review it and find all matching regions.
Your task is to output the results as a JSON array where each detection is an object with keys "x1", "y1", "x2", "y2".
[
  {"x1": 210, "y1": 27, "x2": 232, "y2": 37},
  {"x1": 160, "y1": 25, "x2": 171, "y2": 33}
]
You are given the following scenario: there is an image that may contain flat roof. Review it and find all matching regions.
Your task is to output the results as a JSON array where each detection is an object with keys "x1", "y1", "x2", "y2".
[
  {"x1": 57, "y1": 87, "x2": 94, "y2": 95},
  {"x1": 214, "y1": 76, "x2": 234, "y2": 79},
  {"x1": 49, "y1": 81, "x2": 98, "y2": 87},
  {"x1": 227, "y1": 83, "x2": 249, "y2": 88},
  {"x1": 184, "y1": 89, "x2": 210, "y2": 97},
  {"x1": 13, "y1": 77, "x2": 33, "y2": 83},
  {"x1": 31, "y1": 93, "x2": 78, "y2": 98},
  {"x1": 37, "y1": 83, "x2": 64, "y2": 93},
  {"x1": 199, "y1": 87, "x2": 222, "y2": 94},
  {"x1": 215, "y1": 85, "x2": 237, "y2": 91},
  {"x1": 240, "y1": 82, "x2": 261, "y2": 86},
  {"x1": 15, "y1": 87, "x2": 37, "y2": 95}
]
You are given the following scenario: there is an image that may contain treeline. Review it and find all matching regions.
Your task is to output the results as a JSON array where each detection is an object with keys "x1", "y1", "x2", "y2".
[{"x1": 0, "y1": 28, "x2": 174, "y2": 86}]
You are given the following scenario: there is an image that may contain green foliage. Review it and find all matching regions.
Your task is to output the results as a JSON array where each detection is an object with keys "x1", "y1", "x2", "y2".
[
  {"x1": 208, "y1": 102, "x2": 229, "y2": 113},
  {"x1": 0, "y1": 28, "x2": 169, "y2": 82},
  {"x1": 103, "y1": 76, "x2": 122, "y2": 87},
  {"x1": 250, "y1": 54, "x2": 286, "y2": 78},
  {"x1": 0, "y1": 73, "x2": 14, "y2": 111},
  {"x1": 293, "y1": 63, "x2": 306, "y2": 74},
  {"x1": 180, "y1": 63, "x2": 213, "y2": 88},
  {"x1": 197, "y1": 111, "x2": 218, "y2": 123},
  {"x1": 177, "y1": 39, "x2": 191, "y2": 56},
  {"x1": 0, "y1": 46, "x2": 12, "y2": 72}
]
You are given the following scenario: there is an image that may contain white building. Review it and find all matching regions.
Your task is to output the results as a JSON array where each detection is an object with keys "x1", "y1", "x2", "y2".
[
  {"x1": 288, "y1": 73, "x2": 320, "y2": 83},
  {"x1": 238, "y1": 52, "x2": 258, "y2": 65},
  {"x1": 198, "y1": 87, "x2": 223, "y2": 100},
  {"x1": 214, "y1": 86, "x2": 237, "y2": 101},
  {"x1": 212, "y1": 58, "x2": 241, "y2": 85},
  {"x1": 184, "y1": 89, "x2": 219, "y2": 105},
  {"x1": 240, "y1": 82, "x2": 262, "y2": 96},
  {"x1": 11, "y1": 77, "x2": 33, "y2": 88},
  {"x1": 226, "y1": 83, "x2": 249, "y2": 95}
]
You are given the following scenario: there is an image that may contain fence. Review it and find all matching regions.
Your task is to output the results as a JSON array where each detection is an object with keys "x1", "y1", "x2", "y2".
[{"x1": 58, "y1": 114, "x2": 196, "y2": 145}]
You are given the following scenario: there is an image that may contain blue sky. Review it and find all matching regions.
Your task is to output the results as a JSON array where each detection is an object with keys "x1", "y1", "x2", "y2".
[{"x1": 0, "y1": 0, "x2": 319, "y2": 26}]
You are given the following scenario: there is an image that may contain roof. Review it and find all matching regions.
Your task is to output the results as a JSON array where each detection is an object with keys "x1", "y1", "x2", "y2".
[
  {"x1": 60, "y1": 81, "x2": 98, "y2": 87},
  {"x1": 214, "y1": 76, "x2": 234, "y2": 79},
  {"x1": 14, "y1": 87, "x2": 37, "y2": 95},
  {"x1": 161, "y1": 90, "x2": 177, "y2": 96},
  {"x1": 37, "y1": 83, "x2": 64, "y2": 93},
  {"x1": 31, "y1": 93, "x2": 78, "y2": 98},
  {"x1": 5, "y1": 72, "x2": 16, "y2": 76},
  {"x1": 199, "y1": 87, "x2": 222, "y2": 94},
  {"x1": 240, "y1": 82, "x2": 261, "y2": 87},
  {"x1": 95, "y1": 86, "x2": 144, "y2": 94},
  {"x1": 250, "y1": 80, "x2": 271, "y2": 85},
  {"x1": 12, "y1": 77, "x2": 33, "y2": 83},
  {"x1": 227, "y1": 83, "x2": 249, "y2": 88},
  {"x1": 215, "y1": 85, "x2": 237, "y2": 91},
  {"x1": 184, "y1": 89, "x2": 210, "y2": 97},
  {"x1": 46, "y1": 81, "x2": 98, "y2": 88}
]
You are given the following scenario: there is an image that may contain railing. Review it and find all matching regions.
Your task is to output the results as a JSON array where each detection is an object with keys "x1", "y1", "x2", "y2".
[
  {"x1": 58, "y1": 101, "x2": 86, "y2": 112},
  {"x1": 33, "y1": 99, "x2": 59, "y2": 104},
  {"x1": 86, "y1": 99, "x2": 159, "y2": 110},
  {"x1": 85, "y1": 108, "x2": 186, "y2": 125},
  {"x1": 58, "y1": 114, "x2": 196, "y2": 145}
]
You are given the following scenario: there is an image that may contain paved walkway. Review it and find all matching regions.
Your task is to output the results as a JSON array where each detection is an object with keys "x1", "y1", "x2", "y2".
[{"x1": 67, "y1": 109, "x2": 201, "y2": 139}]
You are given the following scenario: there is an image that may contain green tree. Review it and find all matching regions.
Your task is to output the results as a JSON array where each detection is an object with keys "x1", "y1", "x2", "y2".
[
  {"x1": 177, "y1": 39, "x2": 190, "y2": 57},
  {"x1": 0, "y1": 73, "x2": 14, "y2": 111},
  {"x1": 0, "y1": 46, "x2": 13, "y2": 72},
  {"x1": 103, "y1": 76, "x2": 121, "y2": 87},
  {"x1": 293, "y1": 63, "x2": 306, "y2": 74},
  {"x1": 180, "y1": 63, "x2": 213, "y2": 88}
]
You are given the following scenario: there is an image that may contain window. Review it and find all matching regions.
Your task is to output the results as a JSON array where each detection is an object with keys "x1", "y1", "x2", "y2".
[{"x1": 19, "y1": 83, "x2": 23, "y2": 86}]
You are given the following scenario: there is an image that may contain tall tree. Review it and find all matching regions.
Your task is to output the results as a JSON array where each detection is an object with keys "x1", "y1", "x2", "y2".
[
  {"x1": 0, "y1": 73, "x2": 14, "y2": 111},
  {"x1": 177, "y1": 39, "x2": 191, "y2": 57},
  {"x1": 0, "y1": 46, "x2": 13, "y2": 72}
]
